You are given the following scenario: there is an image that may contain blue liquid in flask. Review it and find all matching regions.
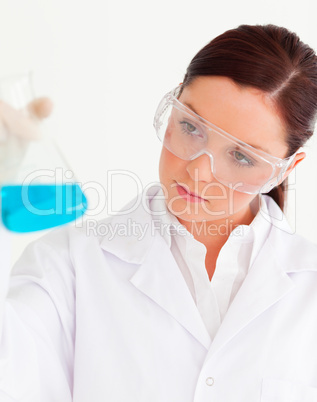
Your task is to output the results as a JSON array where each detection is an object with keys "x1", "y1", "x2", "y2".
[{"x1": 1, "y1": 184, "x2": 87, "y2": 233}]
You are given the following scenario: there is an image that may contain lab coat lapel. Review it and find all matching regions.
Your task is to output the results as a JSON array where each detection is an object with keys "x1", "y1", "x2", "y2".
[
  {"x1": 100, "y1": 186, "x2": 211, "y2": 350},
  {"x1": 205, "y1": 237, "x2": 295, "y2": 360},
  {"x1": 130, "y1": 233, "x2": 211, "y2": 350}
]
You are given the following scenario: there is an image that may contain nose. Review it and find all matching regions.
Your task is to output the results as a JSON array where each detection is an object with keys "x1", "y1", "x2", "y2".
[{"x1": 186, "y1": 153, "x2": 214, "y2": 183}]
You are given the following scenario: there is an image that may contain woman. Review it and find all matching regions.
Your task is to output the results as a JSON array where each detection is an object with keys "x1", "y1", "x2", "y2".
[{"x1": 1, "y1": 24, "x2": 317, "y2": 401}]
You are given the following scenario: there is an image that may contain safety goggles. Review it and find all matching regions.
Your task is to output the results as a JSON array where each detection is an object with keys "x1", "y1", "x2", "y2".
[{"x1": 153, "y1": 86, "x2": 296, "y2": 194}]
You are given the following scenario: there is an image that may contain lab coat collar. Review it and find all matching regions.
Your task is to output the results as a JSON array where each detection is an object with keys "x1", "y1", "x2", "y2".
[
  {"x1": 100, "y1": 185, "x2": 317, "y2": 352},
  {"x1": 129, "y1": 231, "x2": 212, "y2": 349},
  {"x1": 100, "y1": 184, "x2": 161, "y2": 264},
  {"x1": 100, "y1": 185, "x2": 212, "y2": 348},
  {"x1": 205, "y1": 233, "x2": 295, "y2": 360},
  {"x1": 204, "y1": 201, "x2": 317, "y2": 359},
  {"x1": 261, "y1": 195, "x2": 317, "y2": 273},
  {"x1": 99, "y1": 184, "x2": 311, "y2": 268}
]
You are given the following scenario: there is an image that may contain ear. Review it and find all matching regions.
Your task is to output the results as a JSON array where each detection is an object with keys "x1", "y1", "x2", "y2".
[{"x1": 277, "y1": 151, "x2": 306, "y2": 186}]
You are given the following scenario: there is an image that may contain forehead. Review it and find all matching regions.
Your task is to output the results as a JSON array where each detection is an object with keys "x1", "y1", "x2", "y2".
[{"x1": 178, "y1": 76, "x2": 288, "y2": 158}]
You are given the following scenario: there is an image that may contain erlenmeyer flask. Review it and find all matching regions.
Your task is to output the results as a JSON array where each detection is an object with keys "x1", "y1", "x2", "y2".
[{"x1": 0, "y1": 73, "x2": 87, "y2": 233}]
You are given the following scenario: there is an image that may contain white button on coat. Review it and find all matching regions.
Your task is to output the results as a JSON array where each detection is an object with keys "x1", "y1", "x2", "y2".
[{"x1": 206, "y1": 377, "x2": 214, "y2": 386}]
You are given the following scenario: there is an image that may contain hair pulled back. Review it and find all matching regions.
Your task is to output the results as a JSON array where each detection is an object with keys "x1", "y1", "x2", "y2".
[{"x1": 182, "y1": 24, "x2": 317, "y2": 210}]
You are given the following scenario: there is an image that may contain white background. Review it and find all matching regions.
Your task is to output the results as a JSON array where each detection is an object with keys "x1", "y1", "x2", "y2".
[{"x1": 0, "y1": 0, "x2": 316, "y2": 263}]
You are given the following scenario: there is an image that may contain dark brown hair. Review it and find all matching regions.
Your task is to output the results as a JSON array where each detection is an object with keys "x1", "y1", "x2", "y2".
[{"x1": 181, "y1": 24, "x2": 317, "y2": 210}]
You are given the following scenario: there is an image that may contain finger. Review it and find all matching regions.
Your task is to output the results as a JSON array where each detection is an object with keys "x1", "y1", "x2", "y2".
[
  {"x1": 27, "y1": 97, "x2": 54, "y2": 119},
  {"x1": 0, "y1": 101, "x2": 41, "y2": 140}
]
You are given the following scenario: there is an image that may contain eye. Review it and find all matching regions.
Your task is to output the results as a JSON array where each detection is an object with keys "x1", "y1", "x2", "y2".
[
  {"x1": 179, "y1": 121, "x2": 202, "y2": 137},
  {"x1": 232, "y1": 150, "x2": 255, "y2": 167},
  {"x1": 235, "y1": 151, "x2": 248, "y2": 162},
  {"x1": 185, "y1": 123, "x2": 196, "y2": 133}
]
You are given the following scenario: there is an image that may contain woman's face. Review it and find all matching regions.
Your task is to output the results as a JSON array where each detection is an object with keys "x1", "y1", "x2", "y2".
[{"x1": 159, "y1": 76, "x2": 291, "y2": 225}]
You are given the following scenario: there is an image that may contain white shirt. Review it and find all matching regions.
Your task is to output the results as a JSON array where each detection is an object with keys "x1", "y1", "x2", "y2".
[{"x1": 150, "y1": 189, "x2": 271, "y2": 340}]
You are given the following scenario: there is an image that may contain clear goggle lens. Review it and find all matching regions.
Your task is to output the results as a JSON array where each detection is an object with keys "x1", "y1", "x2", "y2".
[{"x1": 154, "y1": 87, "x2": 296, "y2": 194}]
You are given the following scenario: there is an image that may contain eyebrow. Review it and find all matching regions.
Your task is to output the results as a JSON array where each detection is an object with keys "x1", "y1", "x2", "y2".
[{"x1": 183, "y1": 101, "x2": 271, "y2": 154}]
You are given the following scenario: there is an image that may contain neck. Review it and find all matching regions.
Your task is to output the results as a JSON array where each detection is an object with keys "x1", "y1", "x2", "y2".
[
  {"x1": 178, "y1": 205, "x2": 255, "y2": 248},
  {"x1": 177, "y1": 206, "x2": 255, "y2": 280}
]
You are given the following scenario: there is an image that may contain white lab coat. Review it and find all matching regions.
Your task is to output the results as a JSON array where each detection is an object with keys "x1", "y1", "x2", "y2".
[{"x1": 0, "y1": 184, "x2": 317, "y2": 401}]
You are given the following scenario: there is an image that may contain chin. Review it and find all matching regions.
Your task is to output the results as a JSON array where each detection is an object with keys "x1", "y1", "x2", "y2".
[{"x1": 166, "y1": 199, "x2": 230, "y2": 222}]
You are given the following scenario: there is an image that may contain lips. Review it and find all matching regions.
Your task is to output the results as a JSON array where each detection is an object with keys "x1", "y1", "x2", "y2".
[{"x1": 176, "y1": 183, "x2": 205, "y2": 200}]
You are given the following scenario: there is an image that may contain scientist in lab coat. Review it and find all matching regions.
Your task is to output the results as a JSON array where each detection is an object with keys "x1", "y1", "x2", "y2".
[{"x1": 1, "y1": 24, "x2": 317, "y2": 402}]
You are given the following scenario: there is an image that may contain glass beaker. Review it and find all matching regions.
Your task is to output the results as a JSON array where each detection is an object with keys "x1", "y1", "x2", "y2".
[{"x1": 0, "y1": 73, "x2": 88, "y2": 233}]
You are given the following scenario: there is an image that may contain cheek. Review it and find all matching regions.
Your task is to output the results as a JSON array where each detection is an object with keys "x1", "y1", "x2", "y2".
[
  {"x1": 228, "y1": 191, "x2": 257, "y2": 215},
  {"x1": 159, "y1": 147, "x2": 184, "y2": 181},
  {"x1": 201, "y1": 187, "x2": 257, "y2": 219}
]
